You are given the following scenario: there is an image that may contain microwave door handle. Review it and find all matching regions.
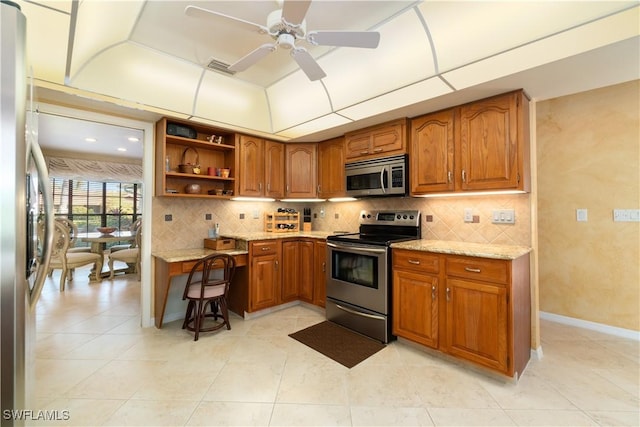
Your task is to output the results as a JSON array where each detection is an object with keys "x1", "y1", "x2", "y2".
[
  {"x1": 28, "y1": 141, "x2": 54, "y2": 310},
  {"x1": 379, "y1": 167, "x2": 387, "y2": 194}
]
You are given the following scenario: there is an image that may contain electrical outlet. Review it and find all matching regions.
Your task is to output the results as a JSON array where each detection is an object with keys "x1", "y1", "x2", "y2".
[
  {"x1": 613, "y1": 209, "x2": 640, "y2": 222},
  {"x1": 492, "y1": 209, "x2": 515, "y2": 224},
  {"x1": 253, "y1": 210, "x2": 260, "y2": 219},
  {"x1": 464, "y1": 208, "x2": 473, "y2": 223},
  {"x1": 320, "y1": 208, "x2": 325, "y2": 218},
  {"x1": 205, "y1": 213, "x2": 212, "y2": 220},
  {"x1": 239, "y1": 213, "x2": 245, "y2": 220},
  {"x1": 164, "y1": 214, "x2": 172, "y2": 222}
]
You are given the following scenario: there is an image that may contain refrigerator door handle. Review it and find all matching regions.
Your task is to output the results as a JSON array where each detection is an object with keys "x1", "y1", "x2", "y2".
[{"x1": 28, "y1": 140, "x2": 53, "y2": 309}]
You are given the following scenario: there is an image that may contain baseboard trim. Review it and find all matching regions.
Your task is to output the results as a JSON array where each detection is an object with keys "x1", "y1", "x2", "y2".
[{"x1": 540, "y1": 311, "x2": 640, "y2": 341}]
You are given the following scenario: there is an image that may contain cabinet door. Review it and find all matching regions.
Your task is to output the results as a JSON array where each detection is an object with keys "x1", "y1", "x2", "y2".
[
  {"x1": 410, "y1": 109, "x2": 455, "y2": 194},
  {"x1": 250, "y1": 254, "x2": 280, "y2": 311},
  {"x1": 298, "y1": 240, "x2": 315, "y2": 303},
  {"x1": 264, "y1": 140, "x2": 285, "y2": 199},
  {"x1": 317, "y1": 137, "x2": 345, "y2": 199},
  {"x1": 281, "y1": 241, "x2": 299, "y2": 303},
  {"x1": 392, "y1": 270, "x2": 439, "y2": 348},
  {"x1": 345, "y1": 132, "x2": 371, "y2": 160},
  {"x1": 238, "y1": 135, "x2": 265, "y2": 197},
  {"x1": 445, "y1": 277, "x2": 509, "y2": 373},
  {"x1": 286, "y1": 144, "x2": 317, "y2": 198},
  {"x1": 370, "y1": 120, "x2": 406, "y2": 156},
  {"x1": 313, "y1": 240, "x2": 326, "y2": 307},
  {"x1": 458, "y1": 91, "x2": 522, "y2": 191}
]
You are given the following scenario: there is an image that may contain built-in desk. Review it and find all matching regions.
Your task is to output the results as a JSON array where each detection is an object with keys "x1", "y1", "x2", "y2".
[{"x1": 151, "y1": 248, "x2": 248, "y2": 328}]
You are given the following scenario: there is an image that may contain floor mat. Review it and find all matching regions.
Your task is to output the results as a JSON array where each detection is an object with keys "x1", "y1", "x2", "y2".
[{"x1": 288, "y1": 321, "x2": 386, "y2": 368}]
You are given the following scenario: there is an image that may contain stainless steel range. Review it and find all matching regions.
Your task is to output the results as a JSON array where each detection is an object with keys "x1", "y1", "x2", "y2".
[{"x1": 326, "y1": 210, "x2": 421, "y2": 343}]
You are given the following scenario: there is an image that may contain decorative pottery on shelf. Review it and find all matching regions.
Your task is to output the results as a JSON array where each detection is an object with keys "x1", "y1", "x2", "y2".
[{"x1": 185, "y1": 184, "x2": 201, "y2": 194}]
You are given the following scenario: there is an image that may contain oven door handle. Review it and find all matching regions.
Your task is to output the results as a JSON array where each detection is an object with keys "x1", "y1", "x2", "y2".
[
  {"x1": 327, "y1": 242, "x2": 387, "y2": 254},
  {"x1": 335, "y1": 303, "x2": 386, "y2": 321}
]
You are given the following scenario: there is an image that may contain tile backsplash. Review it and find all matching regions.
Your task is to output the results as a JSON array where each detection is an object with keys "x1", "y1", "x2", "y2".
[{"x1": 152, "y1": 194, "x2": 531, "y2": 251}]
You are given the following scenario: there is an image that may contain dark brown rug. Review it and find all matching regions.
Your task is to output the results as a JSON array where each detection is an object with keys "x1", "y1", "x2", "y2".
[{"x1": 288, "y1": 321, "x2": 386, "y2": 368}]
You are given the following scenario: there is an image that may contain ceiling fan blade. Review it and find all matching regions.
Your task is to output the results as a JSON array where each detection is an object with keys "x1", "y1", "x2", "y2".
[
  {"x1": 281, "y1": 0, "x2": 312, "y2": 26},
  {"x1": 307, "y1": 31, "x2": 380, "y2": 48},
  {"x1": 185, "y1": 5, "x2": 268, "y2": 34},
  {"x1": 228, "y1": 44, "x2": 277, "y2": 72},
  {"x1": 291, "y1": 47, "x2": 326, "y2": 81}
]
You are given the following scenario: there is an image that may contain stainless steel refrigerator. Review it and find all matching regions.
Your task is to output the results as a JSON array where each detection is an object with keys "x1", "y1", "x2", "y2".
[{"x1": 1, "y1": 1, "x2": 53, "y2": 424}]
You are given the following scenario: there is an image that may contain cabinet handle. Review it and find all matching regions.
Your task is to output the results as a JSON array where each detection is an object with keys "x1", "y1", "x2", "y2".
[
  {"x1": 447, "y1": 170, "x2": 452, "y2": 183},
  {"x1": 446, "y1": 287, "x2": 450, "y2": 301},
  {"x1": 407, "y1": 259, "x2": 420, "y2": 265},
  {"x1": 275, "y1": 260, "x2": 279, "y2": 270},
  {"x1": 259, "y1": 182, "x2": 263, "y2": 191},
  {"x1": 464, "y1": 267, "x2": 481, "y2": 273},
  {"x1": 373, "y1": 148, "x2": 383, "y2": 152},
  {"x1": 431, "y1": 285, "x2": 436, "y2": 300},
  {"x1": 461, "y1": 169, "x2": 467, "y2": 183},
  {"x1": 286, "y1": 185, "x2": 290, "y2": 193},
  {"x1": 360, "y1": 151, "x2": 369, "y2": 155},
  {"x1": 267, "y1": 183, "x2": 271, "y2": 192},
  {"x1": 261, "y1": 247, "x2": 270, "y2": 251},
  {"x1": 317, "y1": 185, "x2": 321, "y2": 194},
  {"x1": 322, "y1": 262, "x2": 326, "y2": 272}
]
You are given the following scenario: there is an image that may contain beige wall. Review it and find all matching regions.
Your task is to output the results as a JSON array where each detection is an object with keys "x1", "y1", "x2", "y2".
[{"x1": 537, "y1": 80, "x2": 640, "y2": 331}]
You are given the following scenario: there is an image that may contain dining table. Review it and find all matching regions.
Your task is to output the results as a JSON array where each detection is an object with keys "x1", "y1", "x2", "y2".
[{"x1": 78, "y1": 231, "x2": 136, "y2": 278}]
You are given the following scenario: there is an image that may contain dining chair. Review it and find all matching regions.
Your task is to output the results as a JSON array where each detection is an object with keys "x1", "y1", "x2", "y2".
[
  {"x1": 55, "y1": 217, "x2": 91, "y2": 254},
  {"x1": 46, "y1": 220, "x2": 104, "y2": 291},
  {"x1": 182, "y1": 253, "x2": 236, "y2": 341},
  {"x1": 110, "y1": 218, "x2": 142, "y2": 253},
  {"x1": 107, "y1": 226, "x2": 142, "y2": 279}
]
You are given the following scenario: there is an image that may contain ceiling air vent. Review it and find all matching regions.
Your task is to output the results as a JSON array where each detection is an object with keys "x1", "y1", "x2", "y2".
[{"x1": 206, "y1": 58, "x2": 236, "y2": 76}]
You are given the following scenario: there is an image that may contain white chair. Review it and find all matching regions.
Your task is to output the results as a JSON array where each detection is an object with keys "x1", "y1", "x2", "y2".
[
  {"x1": 110, "y1": 218, "x2": 141, "y2": 253},
  {"x1": 108, "y1": 226, "x2": 141, "y2": 279},
  {"x1": 46, "y1": 220, "x2": 104, "y2": 291},
  {"x1": 55, "y1": 217, "x2": 91, "y2": 253}
]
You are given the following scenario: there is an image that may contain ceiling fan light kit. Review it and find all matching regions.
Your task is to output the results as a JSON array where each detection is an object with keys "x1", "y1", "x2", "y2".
[{"x1": 185, "y1": 0, "x2": 381, "y2": 81}]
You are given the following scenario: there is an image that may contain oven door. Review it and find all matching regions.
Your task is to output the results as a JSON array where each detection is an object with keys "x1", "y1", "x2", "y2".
[{"x1": 326, "y1": 241, "x2": 388, "y2": 314}]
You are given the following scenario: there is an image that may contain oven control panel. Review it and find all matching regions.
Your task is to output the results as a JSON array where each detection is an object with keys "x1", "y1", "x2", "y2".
[{"x1": 359, "y1": 210, "x2": 420, "y2": 227}]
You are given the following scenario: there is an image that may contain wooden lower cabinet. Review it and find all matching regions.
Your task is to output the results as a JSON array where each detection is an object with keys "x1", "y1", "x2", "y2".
[
  {"x1": 313, "y1": 240, "x2": 327, "y2": 307},
  {"x1": 248, "y1": 241, "x2": 281, "y2": 312},
  {"x1": 392, "y1": 249, "x2": 530, "y2": 378},
  {"x1": 232, "y1": 238, "x2": 326, "y2": 315}
]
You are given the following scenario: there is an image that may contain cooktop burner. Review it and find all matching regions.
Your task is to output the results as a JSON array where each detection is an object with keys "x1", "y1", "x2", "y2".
[{"x1": 327, "y1": 209, "x2": 421, "y2": 247}]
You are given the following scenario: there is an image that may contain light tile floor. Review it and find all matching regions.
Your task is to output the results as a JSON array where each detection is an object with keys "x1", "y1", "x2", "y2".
[{"x1": 31, "y1": 267, "x2": 639, "y2": 426}]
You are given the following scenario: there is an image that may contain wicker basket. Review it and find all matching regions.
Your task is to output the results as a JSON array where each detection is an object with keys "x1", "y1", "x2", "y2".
[{"x1": 178, "y1": 147, "x2": 200, "y2": 174}]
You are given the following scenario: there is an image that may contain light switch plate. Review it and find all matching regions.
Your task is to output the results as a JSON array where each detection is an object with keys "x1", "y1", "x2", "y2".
[
  {"x1": 492, "y1": 209, "x2": 515, "y2": 224},
  {"x1": 576, "y1": 208, "x2": 588, "y2": 222}
]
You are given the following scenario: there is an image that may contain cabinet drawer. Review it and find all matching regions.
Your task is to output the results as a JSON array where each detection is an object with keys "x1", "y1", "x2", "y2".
[
  {"x1": 251, "y1": 241, "x2": 279, "y2": 256},
  {"x1": 446, "y1": 256, "x2": 508, "y2": 284},
  {"x1": 393, "y1": 249, "x2": 439, "y2": 274}
]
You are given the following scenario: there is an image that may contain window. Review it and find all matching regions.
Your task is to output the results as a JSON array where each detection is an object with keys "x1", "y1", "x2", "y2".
[{"x1": 50, "y1": 178, "x2": 142, "y2": 248}]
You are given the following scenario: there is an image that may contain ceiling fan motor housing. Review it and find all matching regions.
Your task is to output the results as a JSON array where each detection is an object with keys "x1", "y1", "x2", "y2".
[{"x1": 267, "y1": 8, "x2": 306, "y2": 43}]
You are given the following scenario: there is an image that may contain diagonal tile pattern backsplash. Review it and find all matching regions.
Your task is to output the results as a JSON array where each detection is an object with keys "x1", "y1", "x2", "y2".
[{"x1": 151, "y1": 194, "x2": 531, "y2": 252}]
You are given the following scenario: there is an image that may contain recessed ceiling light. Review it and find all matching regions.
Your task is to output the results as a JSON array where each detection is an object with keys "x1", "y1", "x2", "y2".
[
  {"x1": 117, "y1": 148, "x2": 127, "y2": 152},
  {"x1": 85, "y1": 137, "x2": 97, "y2": 142},
  {"x1": 128, "y1": 137, "x2": 140, "y2": 142}
]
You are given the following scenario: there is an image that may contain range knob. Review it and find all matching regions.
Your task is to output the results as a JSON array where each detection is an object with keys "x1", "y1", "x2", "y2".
[
  {"x1": 410, "y1": 215, "x2": 415, "y2": 220},
  {"x1": 403, "y1": 214, "x2": 408, "y2": 219},
  {"x1": 362, "y1": 213, "x2": 366, "y2": 219},
  {"x1": 396, "y1": 215, "x2": 401, "y2": 219},
  {"x1": 367, "y1": 214, "x2": 372, "y2": 218}
]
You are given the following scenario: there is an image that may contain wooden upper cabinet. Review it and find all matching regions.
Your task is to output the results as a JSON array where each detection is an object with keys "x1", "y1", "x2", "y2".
[
  {"x1": 238, "y1": 135, "x2": 264, "y2": 197},
  {"x1": 345, "y1": 118, "x2": 408, "y2": 161},
  {"x1": 409, "y1": 90, "x2": 530, "y2": 195},
  {"x1": 317, "y1": 137, "x2": 345, "y2": 199},
  {"x1": 410, "y1": 109, "x2": 455, "y2": 194},
  {"x1": 238, "y1": 135, "x2": 285, "y2": 198},
  {"x1": 264, "y1": 140, "x2": 285, "y2": 199},
  {"x1": 458, "y1": 90, "x2": 529, "y2": 191},
  {"x1": 285, "y1": 143, "x2": 317, "y2": 198}
]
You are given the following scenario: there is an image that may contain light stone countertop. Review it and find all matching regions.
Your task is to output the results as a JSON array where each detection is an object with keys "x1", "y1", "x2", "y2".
[
  {"x1": 390, "y1": 240, "x2": 532, "y2": 260},
  {"x1": 152, "y1": 248, "x2": 248, "y2": 263}
]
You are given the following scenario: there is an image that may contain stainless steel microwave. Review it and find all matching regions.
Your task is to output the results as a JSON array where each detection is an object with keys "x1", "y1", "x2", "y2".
[{"x1": 345, "y1": 154, "x2": 407, "y2": 197}]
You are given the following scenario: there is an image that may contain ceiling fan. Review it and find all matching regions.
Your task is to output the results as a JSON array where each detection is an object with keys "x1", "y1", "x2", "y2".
[{"x1": 185, "y1": 0, "x2": 380, "y2": 81}]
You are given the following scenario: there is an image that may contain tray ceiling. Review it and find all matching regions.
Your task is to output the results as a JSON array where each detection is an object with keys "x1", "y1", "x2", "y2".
[{"x1": 15, "y1": 0, "x2": 640, "y2": 148}]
